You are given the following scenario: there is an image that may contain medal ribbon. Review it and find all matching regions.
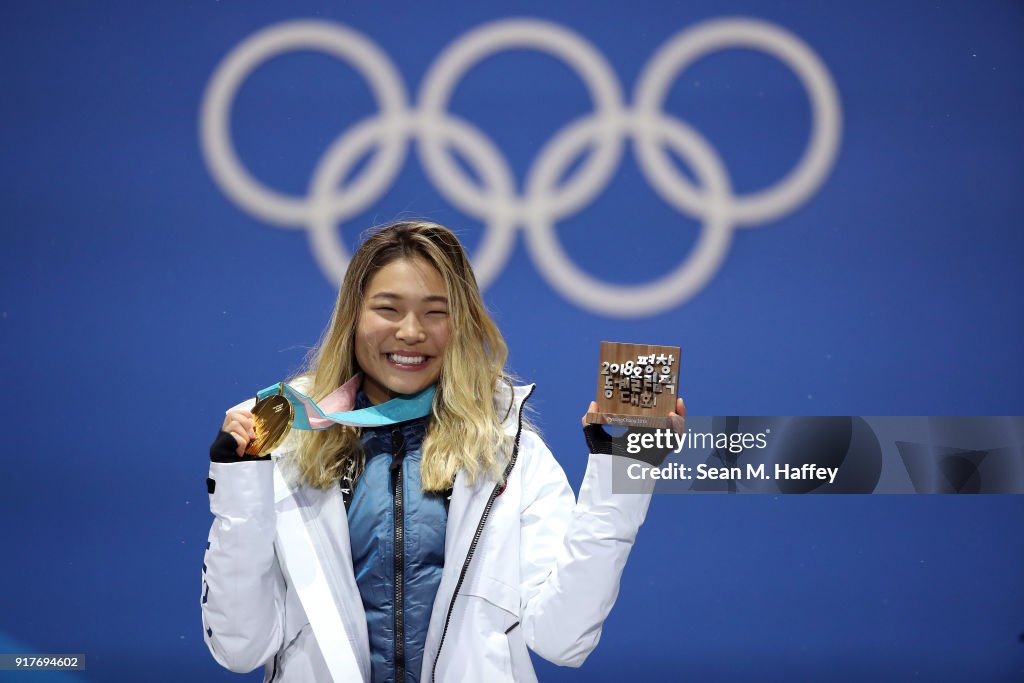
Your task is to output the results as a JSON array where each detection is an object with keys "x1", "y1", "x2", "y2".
[{"x1": 257, "y1": 373, "x2": 434, "y2": 429}]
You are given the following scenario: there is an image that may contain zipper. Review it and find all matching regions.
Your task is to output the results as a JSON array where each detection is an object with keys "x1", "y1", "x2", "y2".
[
  {"x1": 391, "y1": 426, "x2": 407, "y2": 683},
  {"x1": 269, "y1": 651, "x2": 279, "y2": 682},
  {"x1": 431, "y1": 386, "x2": 533, "y2": 682}
]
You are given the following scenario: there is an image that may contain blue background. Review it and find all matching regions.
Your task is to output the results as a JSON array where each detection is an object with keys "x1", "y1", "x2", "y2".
[{"x1": 1, "y1": 1, "x2": 1022, "y2": 681}]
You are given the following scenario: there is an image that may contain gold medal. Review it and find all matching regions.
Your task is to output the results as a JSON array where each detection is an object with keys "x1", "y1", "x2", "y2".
[{"x1": 245, "y1": 384, "x2": 295, "y2": 456}]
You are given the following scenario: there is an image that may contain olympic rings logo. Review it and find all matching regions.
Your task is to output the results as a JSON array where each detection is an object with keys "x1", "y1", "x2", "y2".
[{"x1": 200, "y1": 17, "x2": 841, "y2": 317}]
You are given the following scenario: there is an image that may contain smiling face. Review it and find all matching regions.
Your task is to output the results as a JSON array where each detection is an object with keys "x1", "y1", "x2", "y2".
[{"x1": 354, "y1": 256, "x2": 452, "y2": 405}]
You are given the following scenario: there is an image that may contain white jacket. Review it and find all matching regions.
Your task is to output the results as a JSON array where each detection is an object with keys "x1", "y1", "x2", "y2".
[{"x1": 202, "y1": 384, "x2": 654, "y2": 682}]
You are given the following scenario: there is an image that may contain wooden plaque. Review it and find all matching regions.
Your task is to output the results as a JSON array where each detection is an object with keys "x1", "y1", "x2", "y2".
[{"x1": 585, "y1": 341, "x2": 681, "y2": 428}]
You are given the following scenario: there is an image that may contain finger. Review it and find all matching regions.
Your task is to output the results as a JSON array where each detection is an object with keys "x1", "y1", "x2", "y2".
[
  {"x1": 222, "y1": 409, "x2": 254, "y2": 429},
  {"x1": 666, "y1": 397, "x2": 686, "y2": 434},
  {"x1": 225, "y1": 418, "x2": 257, "y2": 442},
  {"x1": 226, "y1": 429, "x2": 248, "y2": 456},
  {"x1": 581, "y1": 400, "x2": 598, "y2": 426},
  {"x1": 224, "y1": 419, "x2": 255, "y2": 455},
  {"x1": 238, "y1": 415, "x2": 258, "y2": 441},
  {"x1": 668, "y1": 411, "x2": 686, "y2": 435}
]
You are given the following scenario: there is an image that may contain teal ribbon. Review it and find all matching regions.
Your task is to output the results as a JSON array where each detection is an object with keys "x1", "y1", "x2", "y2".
[{"x1": 257, "y1": 382, "x2": 435, "y2": 429}]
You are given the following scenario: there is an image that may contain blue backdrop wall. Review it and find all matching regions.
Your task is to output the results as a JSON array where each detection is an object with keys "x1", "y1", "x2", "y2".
[{"x1": 1, "y1": 1, "x2": 1022, "y2": 681}]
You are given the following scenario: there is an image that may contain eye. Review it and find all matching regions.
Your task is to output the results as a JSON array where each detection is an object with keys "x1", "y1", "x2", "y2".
[
  {"x1": 427, "y1": 310, "x2": 449, "y2": 317},
  {"x1": 374, "y1": 306, "x2": 399, "y2": 315}
]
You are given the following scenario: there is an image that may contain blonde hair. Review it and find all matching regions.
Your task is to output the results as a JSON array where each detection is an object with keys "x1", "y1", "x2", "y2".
[{"x1": 292, "y1": 220, "x2": 515, "y2": 492}]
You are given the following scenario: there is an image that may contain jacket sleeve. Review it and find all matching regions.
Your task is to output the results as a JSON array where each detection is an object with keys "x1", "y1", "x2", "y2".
[
  {"x1": 201, "y1": 459, "x2": 286, "y2": 673},
  {"x1": 516, "y1": 430, "x2": 654, "y2": 667}
]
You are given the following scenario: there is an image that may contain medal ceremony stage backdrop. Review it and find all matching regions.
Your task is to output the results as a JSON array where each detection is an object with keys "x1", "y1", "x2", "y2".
[{"x1": 2, "y1": 2, "x2": 1022, "y2": 681}]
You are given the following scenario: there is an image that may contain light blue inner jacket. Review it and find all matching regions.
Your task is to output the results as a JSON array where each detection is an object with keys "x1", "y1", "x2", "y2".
[{"x1": 347, "y1": 391, "x2": 448, "y2": 683}]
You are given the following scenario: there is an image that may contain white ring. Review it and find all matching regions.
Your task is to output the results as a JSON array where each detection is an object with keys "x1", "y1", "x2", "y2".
[
  {"x1": 525, "y1": 116, "x2": 734, "y2": 315},
  {"x1": 417, "y1": 18, "x2": 625, "y2": 223},
  {"x1": 633, "y1": 17, "x2": 841, "y2": 226},
  {"x1": 200, "y1": 20, "x2": 408, "y2": 227},
  {"x1": 306, "y1": 116, "x2": 411, "y2": 283}
]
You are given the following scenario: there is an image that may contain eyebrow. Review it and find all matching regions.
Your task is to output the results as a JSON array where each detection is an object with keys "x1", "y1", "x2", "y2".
[{"x1": 369, "y1": 292, "x2": 449, "y2": 304}]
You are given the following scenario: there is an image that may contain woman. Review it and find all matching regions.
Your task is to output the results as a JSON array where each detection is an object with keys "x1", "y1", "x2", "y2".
[{"x1": 202, "y1": 221, "x2": 684, "y2": 682}]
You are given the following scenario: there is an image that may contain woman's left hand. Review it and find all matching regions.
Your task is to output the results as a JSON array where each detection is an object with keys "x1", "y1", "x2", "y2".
[{"x1": 582, "y1": 397, "x2": 687, "y2": 432}]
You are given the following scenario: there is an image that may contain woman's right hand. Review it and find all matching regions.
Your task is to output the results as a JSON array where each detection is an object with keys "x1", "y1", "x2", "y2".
[{"x1": 221, "y1": 409, "x2": 257, "y2": 457}]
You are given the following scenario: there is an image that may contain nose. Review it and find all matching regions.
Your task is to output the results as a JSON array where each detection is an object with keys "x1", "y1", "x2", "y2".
[{"x1": 395, "y1": 313, "x2": 427, "y2": 344}]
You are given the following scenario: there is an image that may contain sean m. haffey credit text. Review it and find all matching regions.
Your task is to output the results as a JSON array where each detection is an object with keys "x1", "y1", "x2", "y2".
[{"x1": 624, "y1": 428, "x2": 838, "y2": 484}]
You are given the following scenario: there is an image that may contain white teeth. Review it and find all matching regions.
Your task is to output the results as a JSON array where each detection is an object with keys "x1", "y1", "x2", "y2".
[{"x1": 388, "y1": 353, "x2": 427, "y2": 365}]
